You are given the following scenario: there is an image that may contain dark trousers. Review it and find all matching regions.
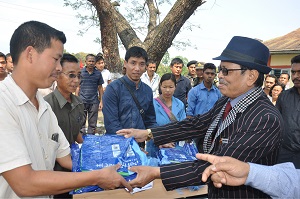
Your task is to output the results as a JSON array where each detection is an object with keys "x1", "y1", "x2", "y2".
[
  {"x1": 81, "y1": 103, "x2": 99, "y2": 134},
  {"x1": 277, "y1": 147, "x2": 300, "y2": 169}
]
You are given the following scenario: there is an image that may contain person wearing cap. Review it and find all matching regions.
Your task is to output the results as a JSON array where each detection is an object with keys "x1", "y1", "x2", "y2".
[
  {"x1": 186, "y1": 60, "x2": 197, "y2": 86},
  {"x1": 116, "y1": 36, "x2": 283, "y2": 198},
  {"x1": 194, "y1": 62, "x2": 205, "y2": 87}
]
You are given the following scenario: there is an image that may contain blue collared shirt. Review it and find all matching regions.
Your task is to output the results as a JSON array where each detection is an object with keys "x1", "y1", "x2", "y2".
[
  {"x1": 102, "y1": 75, "x2": 157, "y2": 134},
  {"x1": 174, "y1": 75, "x2": 192, "y2": 106},
  {"x1": 187, "y1": 82, "x2": 222, "y2": 116},
  {"x1": 79, "y1": 67, "x2": 104, "y2": 104}
]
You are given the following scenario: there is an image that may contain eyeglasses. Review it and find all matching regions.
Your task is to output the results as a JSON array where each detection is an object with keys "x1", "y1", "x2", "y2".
[
  {"x1": 218, "y1": 66, "x2": 246, "y2": 76},
  {"x1": 61, "y1": 72, "x2": 81, "y2": 79}
]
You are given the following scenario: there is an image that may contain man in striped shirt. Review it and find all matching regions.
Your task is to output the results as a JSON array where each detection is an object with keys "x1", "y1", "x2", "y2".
[{"x1": 117, "y1": 36, "x2": 284, "y2": 198}]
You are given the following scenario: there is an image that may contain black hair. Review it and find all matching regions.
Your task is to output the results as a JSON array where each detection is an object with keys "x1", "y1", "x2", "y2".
[
  {"x1": 291, "y1": 54, "x2": 300, "y2": 64},
  {"x1": 60, "y1": 53, "x2": 78, "y2": 67},
  {"x1": 146, "y1": 59, "x2": 156, "y2": 66},
  {"x1": 125, "y1": 46, "x2": 148, "y2": 62},
  {"x1": 158, "y1": 73, "x2": 176, "y2": 94},
  {"x1": 170, "y1": 57, "x2": 183, "y2": 67},
  {"x1": 240, "y1": 65, "x2": 264, "y2": 87},
  {"x1": 269, "y1": 82, "x2": 285, "y2": 97},
  {"x1": 95, "y1": 55, "x2": 104, "y2": 62},
  {"x1": 203, "y1": 63, "x2": 216, "y2": 72},
  {"x1": 280, "y1": 71, "x2": 290, "y2": 80},
  {"x1": 0, "y1": 52, "x2": 6, "y2": 61},
  {"x1": 265, "y1": 74, "x2": 278, "y2": 83},
  {"x1": 85, "y1": 54, "x2": 95, "y2": 60},
  {"x1": 10, "y1": 21, "x2": 66, "y2": 65}
]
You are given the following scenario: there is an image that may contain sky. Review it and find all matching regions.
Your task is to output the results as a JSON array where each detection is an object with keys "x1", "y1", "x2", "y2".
[{"x1": 0, "y1": 0, "x2": 299, "y2": 65}]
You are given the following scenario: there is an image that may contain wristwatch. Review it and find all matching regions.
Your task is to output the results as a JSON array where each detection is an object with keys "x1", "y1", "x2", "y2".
[{"x1": 146, "y1": 129, "x2": 153, "y2": 141}]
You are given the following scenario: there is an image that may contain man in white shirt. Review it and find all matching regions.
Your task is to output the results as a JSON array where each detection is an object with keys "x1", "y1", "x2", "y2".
[
  {"x1": 140, "y1": 60, "x2": 160, "y2": 98},
  {"x1": 0, "y1": 20, "x2": 131, "y2": 198}
]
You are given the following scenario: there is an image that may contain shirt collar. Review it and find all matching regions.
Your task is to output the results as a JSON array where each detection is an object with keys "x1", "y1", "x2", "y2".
[
  {"x1": 230, "y1": 87, "x2": 256, "y2": 108},
  {"x1": 53, "y1": 88, "x2": 82, "y2": 109}
]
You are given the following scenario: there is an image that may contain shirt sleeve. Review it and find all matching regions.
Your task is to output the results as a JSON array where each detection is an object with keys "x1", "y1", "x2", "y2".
[
  {"x1": 246, "y1": 162, "x2": 300, "y2": 199},
  {"x1": 102, "y1": 84, "x2": 122, "y2": 133},
  {"x1": 186, "y1": 88, "x2": 196, "y2": 116}
]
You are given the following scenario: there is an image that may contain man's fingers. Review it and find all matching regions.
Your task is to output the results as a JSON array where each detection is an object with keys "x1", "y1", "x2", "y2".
[
  {"x1": 196, "y1": 153, "x2": 219, "y2": 164},
  {"x1": 202, "y1": 165, "x2": 215, "y2": 182},
  {"x1": 128, "y1": 166, "x2": 138, "y2": 173},
  {"x1": 115, "y1": 163, "x2": 122, "y2": 170},
  {"x1": 120, "y1": 177, "x2": 133, "y2": 192}
]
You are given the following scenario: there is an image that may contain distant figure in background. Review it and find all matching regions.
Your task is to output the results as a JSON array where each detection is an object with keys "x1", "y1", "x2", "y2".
[
  {"x1": 170, "y1": 58, "x2": 191, "y2": 108},
  {"x1": 263, "y1": 74, "x2": 277, "y2": 97},
  {"x1": 276, "y1": 54, "x2": 300, "y2": 169},
  {"x1": 5, "y1": 53, "x2": 14, "y2": 74},
  {"x1": 141, "y1": 60, "x2": 160, "y2": 98},
  {"x1": 95, "y1": 55, "x2": 111, "y2": 92},
  {"x1": 77, "y1": 54, "x2": 104, "y2": 134},
  {"x1": 186, "y1": 60, "x2": 197, "y2": 87},
  {"x1": 147, "y1": 73, "x2": 186, "y2": 157},
  {"x1": 193, "y1": 62, "x2": 205, "y2": 87},
  {"x1": 187, "y1": 63, "x2": 221, "y2": 152},
  {"x1": 44, "y1": 53, "x2": 85, "y2": 198},
  {"x1": 279, "y1": 71, "x2": 290, "y2": 90},
  {"x1": 269, "y1": 83, "x2": 284, "y2": 105},
  {"x1": 0, "y1": 52, "x2": 7, "y2": 81}
]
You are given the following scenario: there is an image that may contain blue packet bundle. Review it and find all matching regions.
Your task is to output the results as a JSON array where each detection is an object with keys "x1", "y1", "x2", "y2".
[
  {"x1": 157, "y1": 141, "x2": 198, "y2": 166},
  {"x1": 70, "y1": 134, "x2": 148, "y2": 194}
]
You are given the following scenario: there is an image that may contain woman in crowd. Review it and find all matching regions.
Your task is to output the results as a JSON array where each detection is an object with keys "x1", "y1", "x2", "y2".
[
  {"x1": 146, "y1": 73, "x2": 186, "y2": 157},
  {"x1": 269, "y1": 82, "x2": 285, "y2": 105}
]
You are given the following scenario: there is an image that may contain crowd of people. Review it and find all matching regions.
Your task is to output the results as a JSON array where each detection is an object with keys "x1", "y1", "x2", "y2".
[{"x1": 0, "y1": 20, "x2": 300, "y2": 199}]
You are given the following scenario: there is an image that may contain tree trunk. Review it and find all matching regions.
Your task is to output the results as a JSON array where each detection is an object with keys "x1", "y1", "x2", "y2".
[
  {"x1": 90, "y1": 0, "x2": 206, "y2": 72},
  {"x1": 88, "y1": 0, "x2": 122, "y2": 73}
]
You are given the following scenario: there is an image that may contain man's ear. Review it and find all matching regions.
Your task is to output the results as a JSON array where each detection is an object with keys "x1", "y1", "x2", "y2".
[
  {"x1": 247, "y1": 70, "x2": 259, "y2": 86},
  {"x1": 25, "y1": 46, "x2": 35, "y2": 63}
]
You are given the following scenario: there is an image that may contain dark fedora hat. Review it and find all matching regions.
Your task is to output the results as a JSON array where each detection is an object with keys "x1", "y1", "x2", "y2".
[
  {"x1": 187, "y1": 60, "x2": 197, "y2": 67},
  {"x1": 213, "y1": 36, "x2": 271, "y2": 74}
]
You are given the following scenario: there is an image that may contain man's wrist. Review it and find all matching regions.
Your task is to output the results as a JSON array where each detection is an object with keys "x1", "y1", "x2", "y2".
[{"x1": 146, "y1": 129, "x2": 153, "y2": 141}]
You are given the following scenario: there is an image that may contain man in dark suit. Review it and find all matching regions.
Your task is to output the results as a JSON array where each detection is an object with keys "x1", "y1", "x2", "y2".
[{"x1": 117, "y1": 36, "x2": 284, "y2": 198}]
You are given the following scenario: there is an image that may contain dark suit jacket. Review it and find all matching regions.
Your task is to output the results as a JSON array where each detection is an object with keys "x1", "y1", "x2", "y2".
[{"x1": 152, "y1": 91, "x2": 283, "y2": 198}]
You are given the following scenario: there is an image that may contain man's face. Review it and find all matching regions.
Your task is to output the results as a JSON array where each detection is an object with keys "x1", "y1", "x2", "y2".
[
  {"x1": 57, "y1": 61, "x2": 81, "y2": 95},
  {"x1": 170, "y1": 63, "x2": 183, "y2": 76},
  {"x1": 85, "y1": 55, "x2": 95, "y2": 70},
  {"x1": 218, "y1": 62, "x2": 254, "y2": 99},
  {"x1": 188, "y1": 64, "x2": 196, "y2": 76},
  {"x1": 95, "y1": 59, "x2": 105, "y2": 71},
  {"x1": 196, "y1": 68, "x2": 203, "y2": 78},
  {"x1": 291, "y1": 63, "x2": 300, "y2": 89},
  {"x1": 6, "y1": 56, "x2": 13, "y2": 73},
  {"x1": 124, "y1": 56, "x2": 146, "y2": 83},
  {"x1": 279, "y1": 74, "x2": 289, "y2": 85},
  {"x1": 0, "y1": 56, "x2": 6, "y2": 76},
  {"x1": 29, "y1": 39, "x2": 63, "y2": 89},
  {"x1": 264, "y1": 76, "x2": 276, "y2": 90},
  {"x1": 203, "y1": 69, "x2": 216, "y2": 84},
  {"x1": 146, "y1": 63, "x2": 157, "y2": 77}
]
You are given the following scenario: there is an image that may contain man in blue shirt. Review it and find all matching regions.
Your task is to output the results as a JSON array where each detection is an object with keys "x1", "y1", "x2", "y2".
[
  {"x1": 76, "y1": 54, "x2": 104, "y2": 134},
  {"x1": 102, "y1": 46, "x2": 157, "y2": 147},
  {"x1": 187, "y1": 63, "x2": 221, "y2": 117},
  {"x1": 170, "y1": 58, "x2": 191, "y2": 108}
]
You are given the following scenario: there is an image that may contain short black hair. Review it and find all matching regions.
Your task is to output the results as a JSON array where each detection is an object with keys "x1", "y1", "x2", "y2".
[
  {"x1": 95, "y1": 55, "x2": 104, "y2": 62},
  {"x1": 146, "y1": 59, "x2": 156, "y2": 67},
  {"x1": 0, "y1": 52, "x2": 6, "y2": 61},
  {"x1": 265, "y1": 74, "x2": 278, "y2": 83},
  {"x1": 125, "y1": 46, "x2": 148, "y2": 62},
  {"x1": 203, "y1": 63, "x2": 216, "y2": 72},
  {"x1": 291, "y1": 54, "x2": 300, "y2": 64},
  {"x1": 60, "y1": 53, "x2": 78, "y2": 67},
  {"x1": 10, "y1": 21, "x2": 66, "y2": 65},
  {"x1": 280, "y1": 71, "x2": 290, "y2": 80},
  {"x1": 170, "y1": 58, "x2": 183, "y2": 67},
  {"x1": 85, "y1": 54, "x2": 95, "y2": 60}
]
